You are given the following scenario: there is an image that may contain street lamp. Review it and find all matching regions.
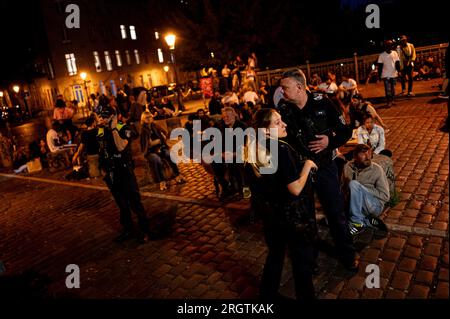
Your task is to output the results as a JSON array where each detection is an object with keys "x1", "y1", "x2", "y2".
[
  {"x1": 80, "y1": 72, "x2": 91, "y2": 111},
  {"x1": 164, "y1": 33, "x2": 184, "y2": 111}
]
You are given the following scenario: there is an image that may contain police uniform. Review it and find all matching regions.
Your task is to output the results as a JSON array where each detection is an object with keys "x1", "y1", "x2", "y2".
[
  {"x1": 279, "y1": 91, "x2": 356, "y2": 267},
  {"x1": 98, "y1": 112, "x2": 150, "y2": 240}
]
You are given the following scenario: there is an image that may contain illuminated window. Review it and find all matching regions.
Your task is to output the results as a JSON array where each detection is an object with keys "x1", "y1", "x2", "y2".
[
  {"x1": 93, "y1": 51, "x2": 102, "y2": 72},
  {"x1": 104, "y1": 51, "x2": 113, "y2": 71},
  {"x1": 65, "y1": 53, "x2": 77, "y2": 76},
  {"x1": 157, "y1": 48, "x2": 164, "y2": 63},
  {"x1": 115, "y1": 50, "x2": 122, "y2": 67},
  {"x1": 120, "y1": 25, "x2": 127, "y2": 39},
  {"x1": 125, "y1": 50, "x2": 131, "y2": 65},
  {"x1": 130, "y1": 25, "x2": 137, "y2": 40},
  {"x1": 134, "y1": 49, "x2": 140, "y2": 64}
]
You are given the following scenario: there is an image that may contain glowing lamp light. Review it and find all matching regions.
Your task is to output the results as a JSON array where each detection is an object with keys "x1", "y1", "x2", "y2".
[
  {"x1": 13, "y1": 85, "x2": 20, "y2": 93},
  {"x1": 371, "y1": 64, "x2": 376, "y2": 70},
  {"x1": 163, "y1": 65, "x2": 169, "y2": 72},
  {"x1": 164, "y1": 34, "x2": 176, "y2": 50},
  {"x1": 0, "y1": 91, "x2": 3, "y2": 97},
  {"x1": 80, "y1": 72, "x2": 87, "y2": 81}
]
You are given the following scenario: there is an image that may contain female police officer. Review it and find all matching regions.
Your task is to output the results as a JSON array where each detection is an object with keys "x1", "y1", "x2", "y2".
[{"x1": 245, "y1": 108, "x2": 318, "y2": 300}]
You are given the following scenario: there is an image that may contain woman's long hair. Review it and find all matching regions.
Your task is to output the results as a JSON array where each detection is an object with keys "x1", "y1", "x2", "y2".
[{"x1": 244, "y1": 108, "x2": 276, "y2": 178}]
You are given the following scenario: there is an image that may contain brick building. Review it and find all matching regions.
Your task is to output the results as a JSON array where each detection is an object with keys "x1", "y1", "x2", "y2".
[{"x1": 24, "y1": 0, "x2": 187, "y2": 114}]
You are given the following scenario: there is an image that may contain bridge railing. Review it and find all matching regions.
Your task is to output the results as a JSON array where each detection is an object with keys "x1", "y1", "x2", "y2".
[{"x1": 257, "y1": 43, "x2": 448, "y2": 87}]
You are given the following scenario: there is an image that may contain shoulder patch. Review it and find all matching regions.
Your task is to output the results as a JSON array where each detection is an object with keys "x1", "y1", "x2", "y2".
[
  {"x1": 339, "y1": 114, "x2": 347, "y2": 125},
  {"x1": 313, "y1": 93, "x2": 323, "y2": 101}
]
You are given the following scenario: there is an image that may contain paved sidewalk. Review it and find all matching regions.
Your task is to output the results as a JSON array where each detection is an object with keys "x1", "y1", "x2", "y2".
[{"x1": 0, "y1": 95, "x2": 448, "y2": 300}]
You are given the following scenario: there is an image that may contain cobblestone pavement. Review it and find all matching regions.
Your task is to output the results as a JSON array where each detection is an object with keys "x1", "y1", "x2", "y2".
[{"x1": 0, "y1": 95, "x2": 448, "y2": 299}]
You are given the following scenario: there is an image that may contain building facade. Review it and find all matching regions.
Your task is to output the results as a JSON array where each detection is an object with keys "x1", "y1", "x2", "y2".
[{"x1": 29, "y1": 0, "x2": 188, "y2": 113}]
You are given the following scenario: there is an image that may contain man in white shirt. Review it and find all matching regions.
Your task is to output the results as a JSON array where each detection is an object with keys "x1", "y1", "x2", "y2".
[
  {"x1": 46, "y1": 122, "x2": 63, "y2": 153},
  {"x1": 377, "y1": 40, "x2": 400, "y2": 107},
  {"x1": 317, "y1": 78, "x2": 338, "y2": 96},
  {"x1": 242, "y1": 88, "x2": 259, "y2": 105},
  {"x1": 221, "y1": 91, "x2": 239, "y2": 107},
  {"x1": 339, "y1": 75, "x2": 359, "y2": 100}
]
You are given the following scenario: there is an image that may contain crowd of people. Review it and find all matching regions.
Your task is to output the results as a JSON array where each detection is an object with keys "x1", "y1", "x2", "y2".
[{"x1": 3, "y1": 39, "x2": 447, "y2": 301}]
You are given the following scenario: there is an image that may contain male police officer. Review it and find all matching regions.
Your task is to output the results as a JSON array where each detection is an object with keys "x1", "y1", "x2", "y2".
[
  {"x1": 98, "y1": 106, "x2": 153, "y2": 244},
  {"x1": 278, "y1": 68, "x2": 359, "y2": 271}
]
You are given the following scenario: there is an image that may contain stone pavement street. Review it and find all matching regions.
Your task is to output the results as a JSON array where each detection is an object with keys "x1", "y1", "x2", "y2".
[{"x1": 0, "y1": 94, "x2": 448, "y2": 300}]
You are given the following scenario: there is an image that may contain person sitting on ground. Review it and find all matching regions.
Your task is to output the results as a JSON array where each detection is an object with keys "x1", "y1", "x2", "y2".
[
  {"x1": 211, "y1": 107, "x2": 250, "y2": 199},
  {"x1": 348, "y1": 95, "x2": 387, "y2": 129},
  {"x1": 208, "y1": 91, "x2": 223, "y2": 116},
  {"x1": 140, "y1": 111, "x2": 184, "y2": 191},
  {"x1": 317, "y1": 78, "x2": 338, "y2": 96},
  {"x1": 342, "y1": 144, "x2": 390, "y2": 236},
  {"x1": 12, "y1": 146, "x2": 29, "y2": 173},
  {"x1": 72, "y1": 115, "x2": 100, "y2": 175},
  {"x1": 357, "y1": 116, "x2": 389, "y2": 155},
  {"x1": 242, "y1": 87, "x2": 260, "y2": 106},
  {"x1": 160, "y1": 97, "x2": 176, "y2": 113},
  {"x1": 153, "y1": 100, "x2": 174, "y2": 119},
  {"x1": 308, "y1": 73, "x2": 322, "y2": 91},
  {"x1": 221, "y1": 91, "x2": 239, "y2": 108},
  {"x1": 338, "y1": 74, "x2": 359, "y2": 101}
]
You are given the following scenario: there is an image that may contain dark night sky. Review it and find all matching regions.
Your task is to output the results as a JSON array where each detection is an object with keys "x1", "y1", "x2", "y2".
[{"x1": 0, "y1": 0, "x2": 447, "y2": 83}]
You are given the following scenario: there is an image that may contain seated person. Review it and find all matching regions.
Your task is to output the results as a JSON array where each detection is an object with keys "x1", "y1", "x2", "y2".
[
  {"x1": 317, "y1": 78, "x2": 338, "y2": 96},
  {"x1": 211, "y1": 107, "x2": 250, "y2": 199},
  {"x1": 348, "y1": 95, "x2": 386, "y2": 129},
  {"x1": 153, "y1": 101, "x2": 174, "y2": 119},
  {"x1": 140, "y1": 111, "x2": 184, "y2": 190},
  {"x1": 72, "y1": 115, "x2": 100, "y2": 177},
  {"x1": 160, "y1": 97, "x2": 176, "y2": 112},
  {"x1": 46, "y1": 121, "x2": 64, "y2": 153},
  {"x1": 338, "y1": 74, "x2": 359, "y2": 100},
  {"x1": 221, "y1": 91, "x2": 239, "y2": 107},
  {"x1": 342, "y1": 144, "x2": 390, "y2": 236},
  {"x1": 12, "y1": 146, "x2": 29, "y2": 173},
  {"x1": 208, "y1": 91, "x2": 223, "y2": 116},
  {"x1": 357, "y1": 116, "x2": 390, "y2": 155},
  {"x1": 308, "y1": 73, "x2": 322, "y2": 91},
  {"x1": 46, "y1": 121, "x2": 71, "y2": 166}
]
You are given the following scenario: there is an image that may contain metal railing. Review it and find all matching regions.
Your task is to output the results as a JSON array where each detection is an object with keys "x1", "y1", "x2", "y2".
[{"x1": 257, "y1": 43, "x2": 448, "y2": 87}]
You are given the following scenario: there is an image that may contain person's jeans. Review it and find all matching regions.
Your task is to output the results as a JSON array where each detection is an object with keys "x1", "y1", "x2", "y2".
[
  {"x1": 383, "y1": 78, "x2": 396, "y2": 103},
  {"x1": 401, "y1": 65, "x2": 414, "y2": 93},
  {"x1": 147, "y1": 148, "x2": 180, "y2": 183},
  {"x1": 348, "y1": 180, "x2": 384, "y2": 226}
]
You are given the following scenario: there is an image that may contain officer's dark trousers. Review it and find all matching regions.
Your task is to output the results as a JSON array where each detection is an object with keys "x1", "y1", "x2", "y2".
[
  {"x1": 315, "y1": 161, "x2": 356, "y2": 264},
  {"x1": 260, "y1": 217, "x2": 315, "y2": 300},
  {"x1": 107, "y1": 168, "x2": 150, "y2": 235}
]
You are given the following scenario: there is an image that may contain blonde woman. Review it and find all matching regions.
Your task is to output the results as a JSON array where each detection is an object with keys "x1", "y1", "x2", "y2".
[{"x1": 245, "y1": 108, "x2": 318, "y2": 300}]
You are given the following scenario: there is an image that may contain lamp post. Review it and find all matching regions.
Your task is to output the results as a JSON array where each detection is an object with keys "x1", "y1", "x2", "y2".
[
  {"x1": 164, "y1": 33, "x2": 185, "y2": 111},
  {"x1": 163, "y1": 65, "x2": 170, "y2": 84},
  {"x1": 80, "y1": 72, "x2": 91, "y2": 112}
]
